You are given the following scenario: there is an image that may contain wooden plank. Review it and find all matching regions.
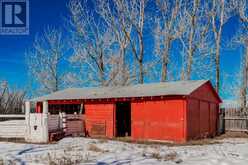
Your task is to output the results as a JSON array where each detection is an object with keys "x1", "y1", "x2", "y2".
[
  {"x1": 222, "y1": 107, "x2": 248, "y2": 132},
  {"x1": 224, "y1": 117, "x2": 248, "y2": 120},
  {"x1": 0, "y1": 120, "x2": 25, "y2": 138},
  {"x1": 91, "y1": 122, "x2": 106, "y2": 137},
  {"x1": 0, "y1": 115, "x2": 25, "y2": 118},
  {"x1": 48, "y1": 115, "x2": 61, "y2": 131},
  {"x1": 225, "y1": 129, "x2": 248, "y2": 132}
]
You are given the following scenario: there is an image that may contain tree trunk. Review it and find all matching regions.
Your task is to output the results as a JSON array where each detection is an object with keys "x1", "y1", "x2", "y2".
[
  {"x1": 161, "y1": 38, "x2": 171, "y2": 82},
  {"x1": 138, "y1": 34, "x2": 144, "y2": 84},
  {"x1": 186, "y1": 0, "x2": 197, "y2": 80},
  {"x1": 241, "y1": 44, "x2": 248, "y2": 114},
  {"x1": 99, "y1": 50, "x2": 105, "y2": 86},
  {"x1": 186, "y1": 35, "x2": 194, "y2": 80},
  {"x1": 120, "y1": 45, "x2": 126, "y2": 85},
  {"x1": 215, "y1": 34, "x2": 221, "y2": 93},
  {"x1": 138, "y1": 59, "x2": 144, "y2": 84}
]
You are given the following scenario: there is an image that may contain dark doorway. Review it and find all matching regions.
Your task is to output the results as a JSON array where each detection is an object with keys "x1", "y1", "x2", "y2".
[
  {"x1": 116, "y1": 102, "x2": 131, "y2": 137},
  {"x1": 48, "y1": 104, "x2": 83, "y2": 114}
]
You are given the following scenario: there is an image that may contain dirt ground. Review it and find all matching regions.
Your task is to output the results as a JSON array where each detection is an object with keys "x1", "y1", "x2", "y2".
[
  {"x1": 1, "y1": 131, "x2": 247, "y2": 146},
  {"x1": 112, "y1": 131, "x2": 248, "y2": 147},
  {"x1": 217, "y1": 131, "x2": 248, "y2": 139}
]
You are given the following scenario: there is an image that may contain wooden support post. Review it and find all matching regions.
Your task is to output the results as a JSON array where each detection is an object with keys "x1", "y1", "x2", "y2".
[
  {"x1": 59, "y1": 112, "x2": 63, "y2": 130},
  {"x1": 43, "y1": 101, "x2": 49, "y2": 143},
  {"x1": 62, "y1": 112, "x2": 66, "y2": 134}
]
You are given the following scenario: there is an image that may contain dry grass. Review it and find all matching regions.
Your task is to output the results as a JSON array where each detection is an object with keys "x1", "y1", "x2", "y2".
[
  {"x1": 46, "y1": 151, "x2": 90, "y2": 165},
  {"x1": 164, "y1": 152, "x2": 178, "y2": 161},
  {"x1": 148, "y1": 151, "x2": 182, "y2": 163},
  {"x1": 98, "y1": 139, "x2": 108, "y2": 143},
  {"x1": 88, "y1": 144, "x2": 105, "y2": 153},
  {"x1": 216, "y1": 131, "x2": 248, "y2": 139},
  {"x1": 182, "y1": 139, "x2": 221, "y2": 146},
  {"x1": 0, "y1": 137, "x2": 25, "y2": 143},
  {"x1": 0, "y1": 159, "x2": 18, "y2": 165},
  {"x1": 114, "y1": 137, "x2": 133, "y2": 143},
  {"x1": 113, "y1": 133, "x2": 247, "y2": 147},
  {"x1": 111, "y1": 131, "x2": 247, "y2": 147},
  {"x1": 150, "y1": 152, "x2": 162, "y2": 160}
]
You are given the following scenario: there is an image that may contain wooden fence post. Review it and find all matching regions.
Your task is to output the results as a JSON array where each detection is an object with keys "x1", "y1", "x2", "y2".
[{"x1": 25, "y1": 101, "x2": 30, "y2": 141}]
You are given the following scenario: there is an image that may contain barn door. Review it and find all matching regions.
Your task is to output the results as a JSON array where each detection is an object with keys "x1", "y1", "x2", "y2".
[{"x1": 116, "y1": 102, "x2": 131, "y2": 137}]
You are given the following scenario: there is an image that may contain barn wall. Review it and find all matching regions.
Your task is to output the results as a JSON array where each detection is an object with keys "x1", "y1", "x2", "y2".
[
  {"x1": 186, "y1": 82, "x2": 220, "y2": 140},
  {"x1": 186, "y1": 98, "x2": 200, "y2": 139},
  {"x1": 190, "y1": 82, "x2": 220, "y2": 103},
  {"x1": 186, "y1": 99, "x2": 218, "y2": 140},
  {"x1": 131, "y1": 99, "x2": 186, "y2": 142},
  {"x1": 84, "y1": 103, "x2": 115, "y2": 138}
]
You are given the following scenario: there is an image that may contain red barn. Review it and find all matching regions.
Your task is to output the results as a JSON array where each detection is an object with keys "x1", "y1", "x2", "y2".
[{"x1": 33, "y1": 80, "x2": 221, "y2": 142}]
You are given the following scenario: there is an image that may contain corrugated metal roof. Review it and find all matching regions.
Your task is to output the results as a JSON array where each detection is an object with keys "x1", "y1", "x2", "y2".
[{"x1": 31, "y1": 80, "x2": 209, "y2": 102}]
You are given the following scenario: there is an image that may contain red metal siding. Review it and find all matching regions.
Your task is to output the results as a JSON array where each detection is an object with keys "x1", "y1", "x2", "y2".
[
  {"x1": 187, "y1": 99, "x2": 200, "y2": 139},
  {"x1": 131, "y1": 99, "x2": 186, "y2": 142},
  {"x1": 209, "y1": 103, "x2": 217, "y2": 136},
  {"x1": 84, "y1": 103, "x2": 115, "y2": 138},
  {"x1": 187, "y1": 99, "x2": 218, "y2": 139},
  {"x1": 200, "y1": 101, "x2": 210, "y2": 136},
  {"x1": 190, "y1": 82, "x2": 220, "y2": 103},
  {"x1": 187, "y1": 82, "x2": 220, "y2": 140}
]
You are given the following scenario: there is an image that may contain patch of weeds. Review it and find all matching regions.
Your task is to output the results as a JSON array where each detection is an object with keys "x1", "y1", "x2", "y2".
[
  {"x1": 164, "y1": 152, "x2": 183, "y2": 164},
  {"x1": 149, "y1": 151, "x2": 182, "y2": 163},
  {"x1": 150, "y1": 152, "x2": 162, "y2": 160},
  {"x1": 164, "y1": 152, "x2": 177, "y2": 161},
  {"x1": 45, "y1": 151, "x2": 90, "y2": 165}
]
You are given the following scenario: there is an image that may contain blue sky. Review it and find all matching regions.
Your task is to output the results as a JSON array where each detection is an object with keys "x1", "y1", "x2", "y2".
[
  {"x1": 0, "y1": 0, "x2": 68, "y2": 86},
  {"x1": 0, "y1": 0, "x2": 243, "y2": 99}
]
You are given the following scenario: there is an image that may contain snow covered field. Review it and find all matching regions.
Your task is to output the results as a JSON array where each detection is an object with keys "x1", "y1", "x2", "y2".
[{"x1": 0, "y1": 137, "x2": 248, "y2": 165}]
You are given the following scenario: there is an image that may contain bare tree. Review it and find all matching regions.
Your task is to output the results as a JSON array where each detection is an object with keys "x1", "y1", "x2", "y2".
[
  {"x1": 68, "y1": 0, "x2": 149, "y2": 86},
  {"x1": 179, "y1": 0, "x2": 211, "y2": 80},
  {"x1": 113, "y1": 0, "x2": 147, "y2": 84},
  {"x1": 154, "y1": 0, "x2": 185, "y2": 82},
  {"x1": 239, "y1": 0, "x2": 248, "y2": 23},
  {"x1": 237, "y1": 0, "x2": 248, "y2": 113},
  {"x1": 68, "y1": 0, "x2": 118, "y2": 87},
  {"x1": 211, "y1": 0, "x2": 237, "y2": 93},
  {"x1": 26, "y1": 28, "x2": 67, "y2": 94},
  {"x1": 240, "y1": 40, "x2": 248, "y2": 112},
  {"x1": 0, "y1": 81, "x2": 25, "y2": 114},
  {"x1": 96, "y1": 0, "x2": 133, "y2": 86}
]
